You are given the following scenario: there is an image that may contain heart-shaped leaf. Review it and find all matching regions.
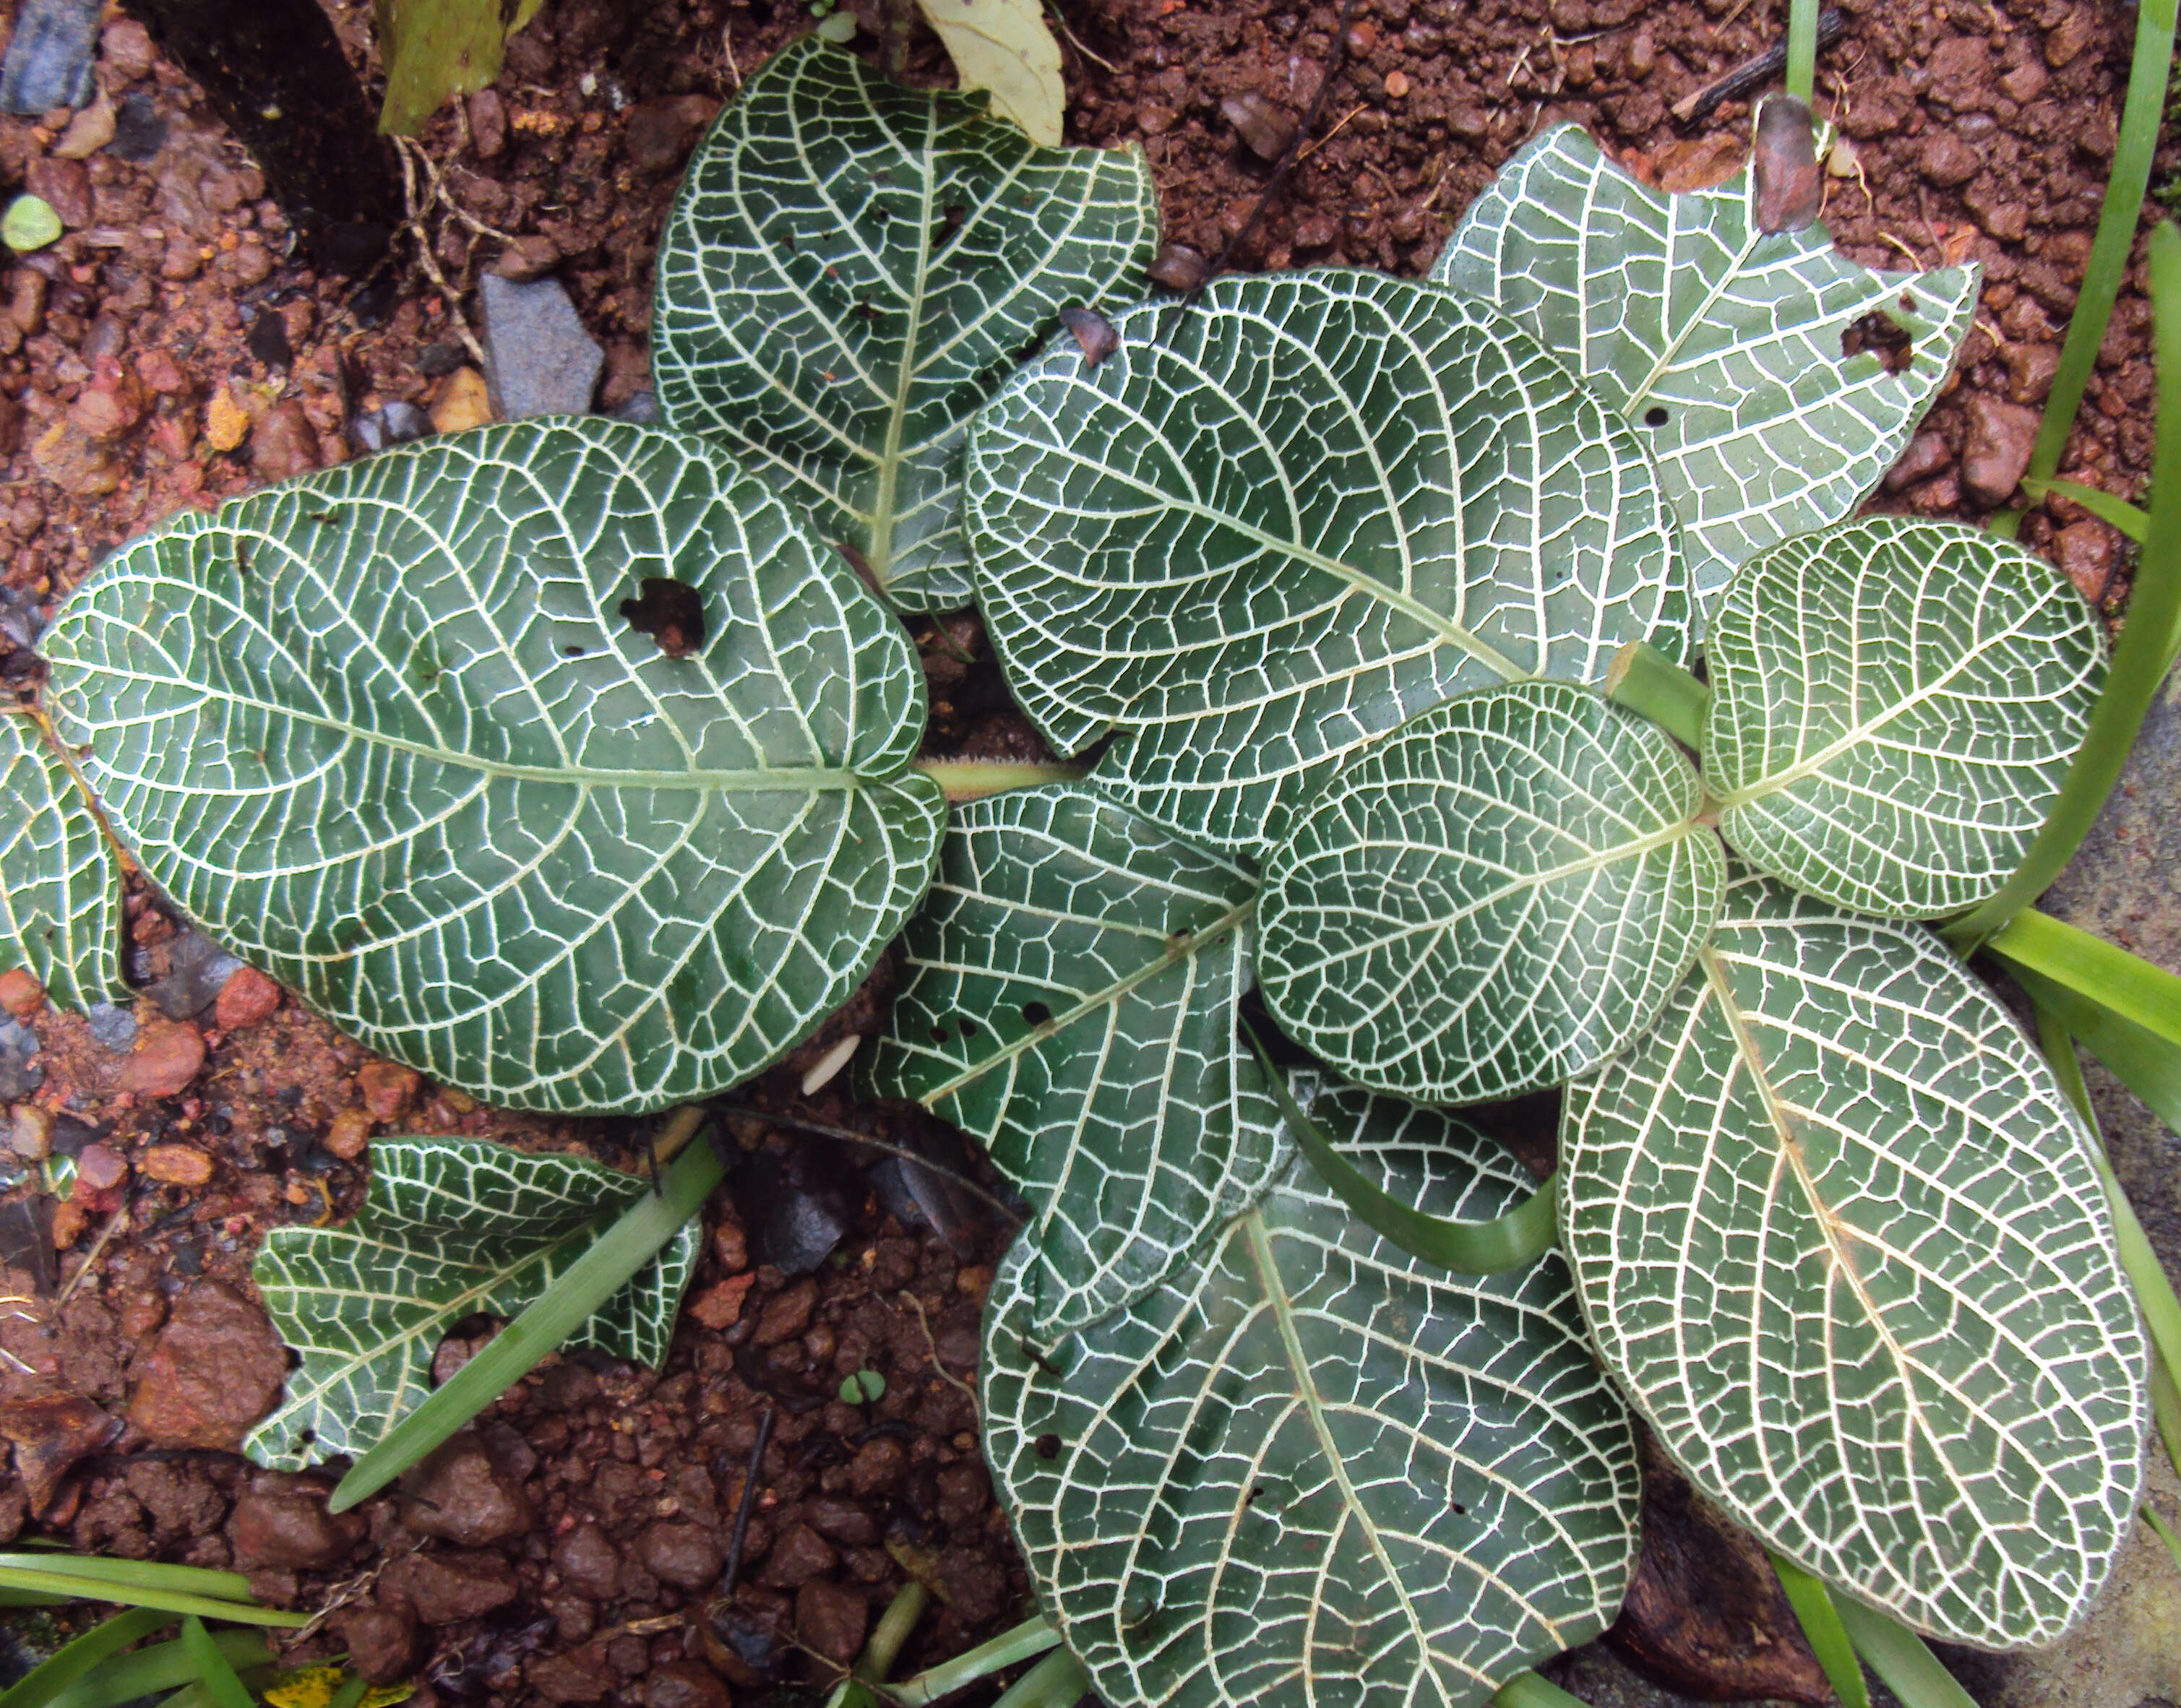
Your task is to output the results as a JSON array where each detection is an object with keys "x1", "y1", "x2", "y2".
[
  {"x1": 968, "y1": 269, "x2": 1690, "y2": 855},
  {"x1": 0, "y1": 712, "x2": 124, "y2": 1011},
  {"x1": 246, "y1": 1136, "x2": 700, "y2": 1471},
  {"x1": 1435, "y1": 125, "x2": 1978, "y2": 620},
  {"x1": 984, "y1": 1090, "x2": 1640, "y2": 1708},
  {"x1": 41, "y1": 418, "x2": 945, "y2": 1114},
  {"x1": 1561, "y1": 877, "x2": 2146, "y2": 1647},
  {"x1": 1704, "y1": 517, "x2": 2105, "y2": 920},
  {"x1": 651, "y1": 38, "x2": 1158, "y2": 611},
  {"x1": 861, "y1": 782, "x2": 1285, "y2": 1337},
  {"x1": 1260, "y1": 681, "x2": 1724, "y2": 1104}
]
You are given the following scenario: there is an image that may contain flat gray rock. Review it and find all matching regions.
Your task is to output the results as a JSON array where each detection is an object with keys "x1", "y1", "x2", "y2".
[
  {"x1": 478, "y1": 273, "x2": 604, "y2": 420},
  {"x1": 0, "y1": 0, "x2": 99, "y2": 115}
]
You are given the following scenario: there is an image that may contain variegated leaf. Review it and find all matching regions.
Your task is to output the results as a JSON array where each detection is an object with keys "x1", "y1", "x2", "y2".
[
  {"x1": 1562, "y1": 877, "x2": 2147, "y2": 1647},
  {"x1": 0, "y1": 711, "x2": 124, "y2": 1011},
  {"x1": 967, "y1": 269, "x2": 1690, "y2": 855}
]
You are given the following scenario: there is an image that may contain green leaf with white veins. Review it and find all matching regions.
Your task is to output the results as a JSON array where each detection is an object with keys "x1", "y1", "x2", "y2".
[
  {"x1": 861, "y1": 782, "x2": 1286, "y2": 1337},
  {"x1": 1435, "y1": 124, "x2": 1978, "y2": 624},
  {"x1": 984, "y1": 1098, "x2": 1640, "y2": 1708},
  {"x1": 0, "y1": 712, "x2": 125, "y2": 1012},
  {"x1": 1705, "y1": 516, "x2": 2104, "y2": 920},
  {"x1": 40, "y1": 417, "x2": 945, "y2": 1114},
  {"x1": 651, "y1": 38, "x2": 1158, "y2": 612},
  {"x1": 246, "y1": 1136, "x2": 700, "y2": 1470},
  {"x1": 1562, "y1": 877, "x2": 2147, "y2": 1647},
  {"x1": 1259, "y1": 681, "x2": 1725, "y2": 1105},
  {"x1": 968, "y1": 269, "x2": 1691, "y2": 856}
]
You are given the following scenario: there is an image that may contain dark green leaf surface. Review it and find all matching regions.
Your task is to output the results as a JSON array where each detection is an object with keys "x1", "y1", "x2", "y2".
[
  {"x1": 41, "y1": 418, "x2": 943, "y2": 1113},
  {"x1": 1259, "y1": 681, "x2": 1724, "y2": 1103},
  {"x1": 864, "y1": 783, "x2": 1283, "y2": 1336},
  {"x1": 1705, "y1": 518, "x2": 2104, "y2": 918},
  {"x1": 968, "y1": 269, "x2": 1690, "y2": 855},
  {"x1": 1562, "y1": 877, "x2": 2146, "y2": 1646},
  {"x1": 985, "y1": 1118, "x2": 1640, "y2": 1708},
  {"x1": 1436, "y1": 125, "x2": 1977, "y2": 621},
  {"x1": 246, "y1": 1136, "x2": 700, "y2": 1471},
  {"x1": 652, "y1": 38, "x2": 1157, "y2": 611},
  {"x1": 0, "y1": 713, "x2": 123, "y2": 1011}
]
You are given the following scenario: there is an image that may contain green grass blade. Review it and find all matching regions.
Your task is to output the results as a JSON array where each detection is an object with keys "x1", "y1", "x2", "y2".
[
  {"x1": 176, "y1": 1619, "x2": 251, "y2": 1708},
  {"x1": 1784, "y1": 0, "x2": 1820, "y2": 101},
  {"x1": 2144, "y1": 1504, "x2": 2181, "y2": 1577},
  {"x1": 328, "y1": 1677, "x2": 371, "y2": 1708},
  {"x1": 2014, "y1": 960, "x2": 2181, "y2": 1134},
  {"x1": 331, "y1": 1126, "x2": 725, "y2": 1510},
  {"x1": 1492, "y1": 1673, "x2": 1591, "y2": 1708},
  {"x1": 1833, "y1": 1598, "x2": 1980, "y2": 1708},
  {"x1": 1769, "y1": 1554, "x2": 1872, "y2": 1708},
  {"x1": 1947, "y1": 221, "x2": 2181, "y2": 950},
  {"x1": 0, "y1": 1573, "x2": 304, "y2": 1629},
  {"x1": 1251, "y1": 1029, "x2": 1557, "y2": 1274},
  {"x1": 0, "y1": 1590, "x2": 70, "y2": 1607},
  {"x1": 987, "y1": 1649, "x2": 1088, "y2": 1708},
  {"x1": 889, "y1": 1617, "x2": 1061, "y2": 1706},
  {"x1": 0, "y1": 1608, "x2": 169, "y2": 1708},
  {"x1": 2023, "y1": 477, "x2": 2150, "y2": 543},
  {"x1": 2005, "y1": 1, "x2": 2181, "y2": 525},
  {"x1": 0, "y1": 1558, "x2": 257, "y2": 1604},
  {"x1": 42, "y1": 1631, "x2": 271, "y2": 1708},
  {"x1": 1987, "y1": 910, "x2": 2181, "y2": 1047}
]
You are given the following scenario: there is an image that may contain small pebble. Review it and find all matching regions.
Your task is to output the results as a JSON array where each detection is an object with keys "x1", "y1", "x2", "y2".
[
  {"x1": 205, "y1": 389, "x2": 251, "y2": 453},
  {"x1": 139, "y1": 1144, "x2": 212, "y2": 1186},
  {"x1": 9, "y1": 1105, "x2": 53, "y2": 1160},
  {"x1": 214, "y1": 966, "x2": 281, "y2": 1030},
  {"x1": 84, "y1": 1002, "x2": 136, "y2": 1053},
  {"x1": 324, "y1": 1108, "x2": 373, "y2": 1160},
  {"x1": 431, "y1": 367, "x2": 494, "y2": 434},
  {"x1": 0, "y1": 969, "x2": 43, "y2": 1019},
  {"x1": 113, "y1": 1018, "x2": 206, "y2": 1097},
  {"x1": 75, "y1": 1142, "x2": 126, "y2": 1191},
  {"x1": 1384, "y1": 70, "x2": 1410, "y2": 98},
  {"x1": 356, "y1": 1061, "x2": 421, "y2": 1121},
  {"x1": 51, "y1": 95, "x2": 113, "y2": 158},
  {"x1": 1221, "y1": 91, "x2": 1297, "y2": 163}
]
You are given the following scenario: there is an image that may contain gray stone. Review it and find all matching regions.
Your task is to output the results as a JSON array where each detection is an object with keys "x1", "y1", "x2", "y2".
[
  {"x1": 84, "y1": 1002, "x2": 135, "y2": 1053},
  {"x1": 348, "y1": 401, "x2": 430, "y2": 455},
  {"x1": 613, "y1": 389, "x2": 661, "y2": 426},
  {"x1": 0, "y1": 0, "x2": 100, "y2": 116},
  {"x1": 478, "y1": 275, "x2": 603, "y2": 420},
  {"x1": 0, "y1": 1020, "x2": 39, "y2": 1101}
]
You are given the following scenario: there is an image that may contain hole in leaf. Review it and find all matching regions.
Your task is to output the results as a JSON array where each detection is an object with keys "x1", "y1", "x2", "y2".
[
  {"x1": 619, "y1": 577, "x2": 707, "y2": 658},
  {"x1": 1451, "y1": 1501, "x2": 1467, "y2": 1515},
  {"x1": 1036, "y1": 1433, "x2": 1062, "y2": 1459},
  {"x1": 778, "y1": 228, "x2": 796, "y2": 252},
  {"x1": 562, "y1": 644, "x2": 586, "y2": 657},
  {"x1": 1022, "y1": 1000, "x2": 1053, "y2": 1026},
  {"x1": 930, "y1": 1025, "x2": 950, "y2": 1043},
  {"x1": 872, "y1": 206, "x2": 890, "y2": 224},
  {"x1": 930, "y1": 204, "x2": 967, "y2": 254},
  {"x1": 1643, "y1": 405, "x2": 1669, "y2": 428},
  {"x1": 1842, "y1": 311, "x2": 1914, "y2": 374},
  {"x1": 1245, "y1": 1484, "x2": 1265, "y2": 1506},
  {"x1": 956, "y1": 1016, "x2": 979, "y2": 1037}
]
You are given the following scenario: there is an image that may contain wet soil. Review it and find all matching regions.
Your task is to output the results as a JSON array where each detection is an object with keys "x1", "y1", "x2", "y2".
[{"x1": 0, "y1": 0, "x2": 2171, "y2": 1704}]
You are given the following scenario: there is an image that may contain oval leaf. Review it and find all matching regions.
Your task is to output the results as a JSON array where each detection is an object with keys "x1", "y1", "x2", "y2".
[
  {"x1": 1436, "y1": 125, "x2": 1978, "y2": 620},
  {"x1": 41, "y1": 418, "x2": 944, "y2": 1113},
  {"x1": 862, "y1": 783, "x2": 1283, "y2": 1335},
  {"x1": 968, "y1": 269, "x2": 1690, "y2": 855},
  {"x1": 1562, "y1": 877, "x2": 2147, "y2": 1647},
  {"x1": 1259, "y1": 681, "x2": 1725, "y2": 1103},
  {"x1": 0, "y1": 712, "x2": 124, "y2": 1011},
  {"x1": 984, "y1": 1100, "x2": 1640, "y2": 1708},
  {"x1": 247, "y1": 1136, "x2": 700, "y2": 1471},
  {"x1": 652, "y1": 38, "x2": 1158, "y2": 611},
  {"x1": 1704, "y1": 517, "x2": 2105, "y2": 919}
]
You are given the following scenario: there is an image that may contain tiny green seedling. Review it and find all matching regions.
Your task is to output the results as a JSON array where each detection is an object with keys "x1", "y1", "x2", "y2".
[{"x1": 840, "y1": 1367, "x2": 887, "y2": 1405}]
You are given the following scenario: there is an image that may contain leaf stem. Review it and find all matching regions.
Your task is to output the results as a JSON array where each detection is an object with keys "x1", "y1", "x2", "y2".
[
  {"x1": 987, "y1": 1649, "x2": 1088, "y2": 1708},
  {"x1": 1784, "y1": 0, "x2": 1820, "y2": 103},
  {"x1": 1944, "y1": 222, "x2": 2181, "y2": 954},
  {"x1": 1604, "y1": 641, "x2": 1711, "y2": 751},
  {"x1": 911, "y1": 759, "x2": 1087, "y2": 803},
  {"x1": 886, "y1": 1618, "x2": 1062, "y2": 1707},
  {"x1": 857, "y1": 1583, "x2": 929, "y2": 1684}
]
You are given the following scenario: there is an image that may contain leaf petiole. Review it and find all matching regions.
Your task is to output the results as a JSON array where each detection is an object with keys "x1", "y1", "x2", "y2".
[{"x1": 1604, "y1": 641, "x2": 1709, "y2": 750}]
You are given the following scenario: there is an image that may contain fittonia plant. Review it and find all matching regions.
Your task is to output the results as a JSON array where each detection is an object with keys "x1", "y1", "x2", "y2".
[{"x1": 5, "y1": 43, "x2": 2170, "y2": 1708}]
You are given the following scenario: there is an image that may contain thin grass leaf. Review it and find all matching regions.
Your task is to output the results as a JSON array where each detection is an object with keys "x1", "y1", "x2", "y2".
[
  {"x1": 1784, "y1": 0, "x2": 1820, "y2": 100},
  {"x1": 331, "y1": 1127, "x2": 725, "y2": 1510},
  {"x1": 2003, "y1": 1, "x2": 2180, "y2": 527},
  {"x1": 1948, "y1": 221, "x2": 2181, "y2": 948},
  {"x1": 176, "y1": 1619, "x2": 251, "y2": 1708},
  {"x1": 1491, "y1": 1675, "x2": 1591, "y2": 1708},
  {"x1": 0, "y1": 1607, "x2": 169, "y2": 1708},
  {"x1": 2013, "y1": 962, "x2": 2181, "y2": 1136},
  {"x1": 1769, "y1": 1554, "x2": 1871, "y2": 1708},
  {"x1": 42, "y1": 1631, "x2": 271, "y2": 1708},
  {"x1": 0, "y1": 1557, "x2": 257, "y2": 1603},
  {"x1": 2023, "y1": 478, "x2": 2149, "y2": 543},
  {"x1": 0, "y1": 1590, "x2": 69, "y2": 1607},
  {"x1": 1831, "y1": 1599, "x2": 1980, "y2": 1708},
  {"x1": 1987, "y1": 909, "x2": 2181, "y2": 1048},
  {"x1": 328, "y1": 1678, "x2": 371, "y2": 1708},
  {"x1": 0, "y1": 1571, "x2": 304, "y2": 1629},
  {"x1": 2144, "y1": 1505, "x2": 2181, "y2": 1577},
  {"x1": 1249, "y1": 1030, "x2": 1558, "y2": 1274},
  {"x1": 888, "y1": 1618, "x2": 1061, "y2": 1707},
  {"x1": 988, "y1": 1649, "x2": 1088, "y2": 1708}
]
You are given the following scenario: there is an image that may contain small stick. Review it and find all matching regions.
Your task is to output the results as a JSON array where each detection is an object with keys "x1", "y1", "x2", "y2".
[
  {"x1": 721, "y1": 1403, "x2": 778, "y2": 1591},
  {"x1": 1672, "y1": 8, "x2": 1844, "y2": 124},
  {"x1": 54, "y1": 1203, "x2": 129, "y2": 1308},
  {"x1": 900, "y1": 1289, "x2": 979, "y2": 1412}
]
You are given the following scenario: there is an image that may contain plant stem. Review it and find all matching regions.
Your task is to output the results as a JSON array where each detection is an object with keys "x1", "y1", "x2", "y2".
[
  {"x1": 1783, "y1": 0, "x2": 1820, "y2": 103},
  {"x1": 1944, "y1": 222, "x2": 2181, "y2": 954},
  {"x1": 1604, "y1": 641, "x2": 1711, "y2": 750},
  {"x1": 858, "y1": 1583, "x2": 930, "y2": 1684},
  {"x1": 1997, "y1": 0, "x2": 2180, "y2": 538},
  {"x1": 887, "y1": 1618, "x2": 1062, "y2": 1707},
  {"x1": 988, "y1": 1649, "x2": 1089, "y2": 1708},
  {"x1": 912, "y1": 759, "x2": 1087, "y2": 802}
]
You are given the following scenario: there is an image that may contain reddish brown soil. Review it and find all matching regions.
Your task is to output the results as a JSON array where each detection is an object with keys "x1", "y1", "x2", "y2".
[{"x1": 0, "y1": 0, "x2": 2167, "y2": 1704}]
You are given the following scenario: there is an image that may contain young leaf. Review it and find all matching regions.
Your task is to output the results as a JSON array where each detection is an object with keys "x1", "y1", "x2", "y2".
[
  {"x1": 0, "y1": 1607, "x2": 168, "y2": 1708},
  {"x1": 968, "y1": 269, "x2": 1691, "y2": 855},
  {"x1": 1705, "y1": 517, "x2": 2105, "y2": 919},
  {"x1": 0, "y1": 712, "x2": 124, "y2": 1011},
  {"x1": 652, "y1": 38, "x2": 1156, "y2": 611},
  {"x1": 245, "y1": 1136, "x2": 700, "y2": 1471},
  {"x1": 177, "y1": 1617, "x2": 251, "y2": 1708},
  {"x1": 374, "y1": 0, "x2": 546, "y2": 135},
  {"x1": 31, "y1": 1629, "x2": 273, "y2": 1708},
  {"x1": 862, "y1": 783, "x2": 1285, "y2": 1336},
  {"x1": 1258, "y1": 681, "x2": 1724, "y2": 1103},
  {"x1": 1562, "y1": 877, "x2": 2147, "y2": 1647},
  {"x1": 984, "y1": 1128, "x2": 1640, "y2": 1708},
  {"x1": 41, "y1": 418, "x2": 944, "y2": 1113},
  {"x1": 912, "y1": 0, "x2": 1065, "y2": 147},
  {"x1": 1436, "y1": 125, "x2": 1978, "y2": 620}
]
